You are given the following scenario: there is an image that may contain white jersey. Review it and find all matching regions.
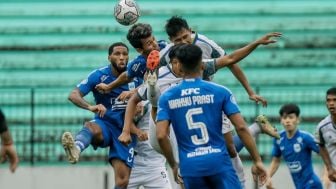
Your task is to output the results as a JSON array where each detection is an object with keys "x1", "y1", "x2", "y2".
[
  {"x1": 159, "y1": 32, "x2": 225, "y2": 80},
  {"x1": 132, "y1": 101, "x2": 166, "y2": 168},
  {"x1": 315, "y1": 115, "x2": 336, "y2": 166}
]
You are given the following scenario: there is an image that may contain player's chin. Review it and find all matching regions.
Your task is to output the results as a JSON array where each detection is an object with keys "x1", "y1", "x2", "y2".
[{"x1": 328, "y1": 107, "x2": 335, "y2": 114}]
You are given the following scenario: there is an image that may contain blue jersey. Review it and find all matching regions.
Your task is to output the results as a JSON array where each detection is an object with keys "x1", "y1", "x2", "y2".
[
  {"x1": 77, "y1": 65, "x2": 142, "y2": 128},
  {"x1": 272, "y1": 130, "x2": 322, "y2": 189},
  {"x1": 157, "y1": 78, "x2": 240, "y2": 177},
  {"x1": 126, "y1": 40, "x2": 167, "y2": 79}
]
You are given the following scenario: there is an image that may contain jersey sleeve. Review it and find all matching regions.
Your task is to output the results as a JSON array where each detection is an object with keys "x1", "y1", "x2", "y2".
[
  {"x1": 202, "y1": 59, "x2": 217, "y2": 80},
  {"x1": 271, "y1": 138, "x2": 282, "y2": 157},
  {"x1": 126, "y1": 58, "x2": 146, "y2": 79},
  {"x1": 76, "y1": 70, "x2": 100, "y2": 96},
  {"x1": 156, "y1": 93, "x2": 170, "y2": 122},
  {"x1": 305, "y1": 133, "x2": 320, "y2": 154},
  {"x1": 314, "y1": 125, "x2": 325, "y2": 145},
  {"x1": 137, "y1": 84, "x2": 148, "y2": 101},
  {"x1": 221, "y1": 89, "x2": 240, "y2": 116}
]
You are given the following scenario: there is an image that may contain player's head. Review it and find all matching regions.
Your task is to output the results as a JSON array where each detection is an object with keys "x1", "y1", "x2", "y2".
[
  {"x1": 168, "y1": 44, "x2": 185, "y2": 77},
  {"x1": 279, "y1": 103, "x2": 300, "y2": 131},
  {"x1": 165, "y1": 16, "x2": 193, "y2": 45},
  {"x1": 326, "y1": 87, "x2": 336, "y2": 115},
  {"x1": 108, "y1": 42, "x2": 129, "y2": 73},
  {"x1": 174, "y1": 44, "x2": 203, "y2": 75},
  {"x1": 127, "y1": 23, "x2": 159, "y2": 56}
]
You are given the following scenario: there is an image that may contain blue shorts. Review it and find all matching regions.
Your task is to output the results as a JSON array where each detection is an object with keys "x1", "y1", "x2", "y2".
[
  {"x1": 92, "y1": 118, "x2": 137, "y2": 168},
  {"x1": 182, "y1": 170, "x2": 241, "y2": 189}
]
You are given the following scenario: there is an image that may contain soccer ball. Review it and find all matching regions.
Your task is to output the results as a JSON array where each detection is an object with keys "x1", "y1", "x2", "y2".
[{"x1": 114, "y1": 0, "x2": 140, "y2": 26}]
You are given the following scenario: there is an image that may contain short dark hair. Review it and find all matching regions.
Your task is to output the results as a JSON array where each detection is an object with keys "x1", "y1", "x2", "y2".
[
  {"x1": 108, "y1": 42, "x2": 128, "y2": 55},
  {"x1": 168, "y1": 44, "x2": 185, "y2": 60},
  {"x1": 279, "y1": 103, "x2": 300, "y2": 117},
  {"x1": 165, "y1": 16, "x2": 189, "y2": 38},
  {"x1": 175, "y1": 44, "x2": 202, "y2": 73},
  {"x1": 326, "y1": 87, "x2": 336, "y2": 96},
  {"x1": 127, "y1": 23, "x2": 152, "y2": 49}
]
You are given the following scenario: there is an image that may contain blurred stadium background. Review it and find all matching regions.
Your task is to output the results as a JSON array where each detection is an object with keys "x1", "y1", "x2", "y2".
[{"x1": 0, "y1": 0, "x2": 335, "y2": 188}]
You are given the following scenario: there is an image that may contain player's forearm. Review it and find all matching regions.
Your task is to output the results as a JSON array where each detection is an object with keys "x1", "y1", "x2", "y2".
[
  {"x1": 319, "y1": 145, "x2": 334, "y2": 171},
  {"x1": 107, "y1": 71, "x2": 132, "y2": 90},
  {"x1": 158, "y1": 135, "x2": 177, "y2": 168},
  {"x1": 1, "y1": 130, "x2": 13, "y2": 145},
  {"x1": 228, "y1": 64, "x2": 255, "y2": 96},
  {"x1": 218, "y1": 41, "x2": 259, "y2": 68},
  {"x1": 68, "y1": 89, "x2": 92, "y2": 110},
  {"x1": 269, "y1": 157, "x2": 281, "y2": 177},
  {"x1": 236, "y1": 127, "x2": 262, "y2": 163},
  {"x1": 123, "y1": 93, "x2": 141, "y2": 133}
]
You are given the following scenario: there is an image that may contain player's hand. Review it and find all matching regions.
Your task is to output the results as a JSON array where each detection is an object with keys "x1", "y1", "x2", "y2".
[
  {"x1": 328, "y1": 168, "x2": 336, "y2": 182},
  {"x1": 249, "y1": 94, "x2": 268, "y2": 107},
  {"x1": 265, "y1": 179, "x2": 275, "y2": 189},
  {"x1": 118, "y1": 131, "x2": 132, "y2": 145},
  {"x1": 251, "y1": 161, "x2": 269, "y2": 187},
  {"x1": 117, "y1": 90, "x2": 135, "y2": 102},
  {"x1": 136, "y1": 130, "x2": 148, "y2": 141},
  {"x1": 88, "y1": 104, "x2": 106, "y2": 117},
  {"x1": 256, "y1": 32, "x2": 282, "y2": 45},
  {"x1": 172, "y1": 164, "x2": 183, "y2": 184},
  {"x1": 95, "y1": 83, "x2": 111, "y2": 94},
  {"x1": 0, "y1": 144, "x2": 19, "y2": 173}
]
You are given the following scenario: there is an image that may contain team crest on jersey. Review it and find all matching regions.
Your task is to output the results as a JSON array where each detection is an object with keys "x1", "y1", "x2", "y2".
[
  {"x1": 293, "y1": 143, "x2": 301, "y2": 153},
  {"x1": 128, "y1": 82, "x2": 135, "y2": 90},
  {"x1": 296, "y1": 137, "x2": 303, "y2": 144}
]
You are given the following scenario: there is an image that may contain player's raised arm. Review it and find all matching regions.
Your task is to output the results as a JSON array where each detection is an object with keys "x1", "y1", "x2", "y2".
[
  {"x1": 68, "y1": 88, "x2": 106, "y2": 117},
  {"x1": 215, "y1": 32, "x2": 282, "y2": 69}
]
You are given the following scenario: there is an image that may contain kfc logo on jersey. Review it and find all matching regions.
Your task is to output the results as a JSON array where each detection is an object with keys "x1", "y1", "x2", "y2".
[{"x1": 181, "y1": 88, "x2": 200, "y2": 96}]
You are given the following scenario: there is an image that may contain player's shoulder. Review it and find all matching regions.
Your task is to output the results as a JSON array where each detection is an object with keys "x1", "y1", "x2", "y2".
[
  {"x1": 88, "y1": 65, "x2": 109, "y2": 76},
  {"x1": 316, "y1": 115, "x2": 332, "y2": 130},
  {"x1": 298, "y1": 130, "x2": 315, "y2": 140},
  {"x1": 128, "y1": 55, "x2": 146, "y2": 65},
  {"x1": 160, "y1": 43, "x2": 174, "y2": 57}
]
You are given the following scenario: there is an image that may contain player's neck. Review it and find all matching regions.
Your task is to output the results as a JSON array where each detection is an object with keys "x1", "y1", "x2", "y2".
[
  {"x1": 286, "y1": 128, "x2": 298, "y2": 139},
  {"x1": 331, "y1": 114, "x2": 336, "y2": 123}
]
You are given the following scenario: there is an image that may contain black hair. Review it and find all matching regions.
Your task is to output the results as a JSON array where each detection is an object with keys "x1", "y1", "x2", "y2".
[
  {"x1": 175, "y1": 44, "x2": 202, "y2": 73},
  {"x1": 168, "y1": 44, "x2": 185, "y2": 60},
  {"x1": 127, "y1": 23, "x2": 152, "y2": 49},
  {"x1": 165, "y1": 15, "x2": 189, "y2": 38},
  {"x1": 279, "y1": 103, "x2": 300, "y2": 117},
  {"x1": 108, "y1": 42, "x2": 128, "y2": 55},
  {"x1": 326, "y1": 87, "x2": 336, "y2": 96}
]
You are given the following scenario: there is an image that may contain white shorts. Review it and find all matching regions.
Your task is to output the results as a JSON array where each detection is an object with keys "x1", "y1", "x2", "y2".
[
  {"x1": 128, "y1": 166, "x2": 172, "y2": 189},
  {"x1": 222, "y1": 114, "x2": 234, "y2": 134}
]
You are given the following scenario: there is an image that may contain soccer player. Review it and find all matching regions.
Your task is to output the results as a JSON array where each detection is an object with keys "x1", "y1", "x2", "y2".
[
  {"x1": 127, "y1": 101, "x2": 172, "y2": 189},
  {"x1": 0, "y1": 109, "x2": 19, "y2": 173},
  {"x1": 120, "y1": 43, "x2": 279, "y2": 188},
  {"x1": 95, "y1": 23, "x2": 165, "y2": 97},
  {"x1": 160, "y1": 15, "x2": 270, "y2": 105},
  {"x1": 315, "y1": 87, "x2": 336, "y2": 187},
  {"x1": 156, "y1": 44, "x2": 269, "y2": 189},
  {"x1": 61, "y1": 42, "x2": 144, "y2": 189},
  {"x1": 266, "y1": 103, "x2": 323, "y2": 189}
]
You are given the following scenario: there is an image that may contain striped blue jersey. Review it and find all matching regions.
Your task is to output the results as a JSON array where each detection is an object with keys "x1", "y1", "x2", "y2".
[
  {"x1": 77, "y1": 65, "x2": 142, "y2": 128},
  {"x1": 272, "y1": 130, "x2": 322, "y2": 189}
]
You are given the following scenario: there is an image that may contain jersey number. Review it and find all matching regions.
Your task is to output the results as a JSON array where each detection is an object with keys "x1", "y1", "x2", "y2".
[{"x1": 186, "y1": 108, "x2": 209, "y2": 145}]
